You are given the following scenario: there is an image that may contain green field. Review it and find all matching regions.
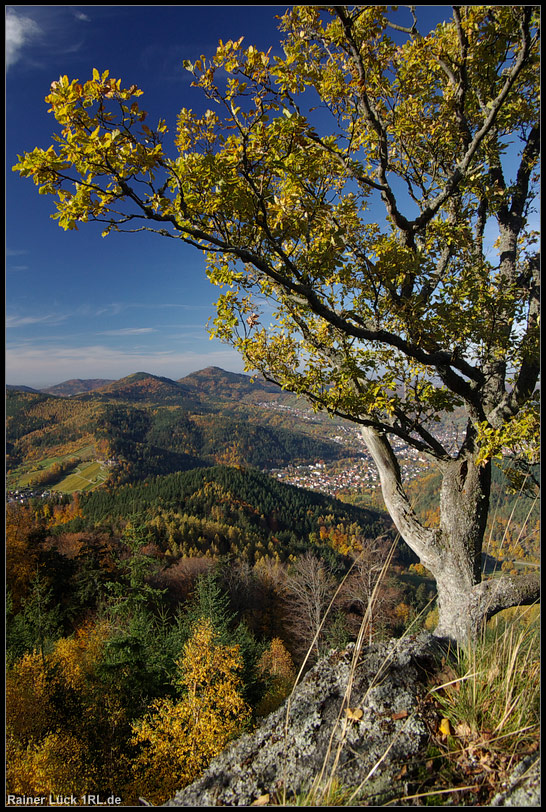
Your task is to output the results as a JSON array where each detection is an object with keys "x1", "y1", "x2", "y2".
[
  {"x1": 7, "y1": 445, "x2": 108, "y2": 493},
  {"x1": 55, "y1": 461, "x2": 109, "y2": 493}
]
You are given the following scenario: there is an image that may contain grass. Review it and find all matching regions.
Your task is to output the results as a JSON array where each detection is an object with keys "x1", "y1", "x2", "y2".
[
  {"x1": 10, "y1": 444, "x2": 97, "y2": 488},
  {"x1": 431, "y1": 607, "x2": 539, "y2": 742},
  {"x1": 9, "y1": 446, "x2": 109, "y2": 494},
  {"x1": 395, "y1": 605, "x2": 540, "y2": 806},
  {"x1": 55, "y1": 461, "x2": 109, "y2": 493},
  {"x1": 268, "y1": 531, "x2": 539, "y2": 808},
  {"x1": 276, "y1": 606, "x2": 540, "y2": 807}
]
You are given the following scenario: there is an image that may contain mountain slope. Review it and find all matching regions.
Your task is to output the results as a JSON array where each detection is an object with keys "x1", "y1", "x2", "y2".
[
  {"x1": 41, "y1": 378, "x2": 115, "y2": 397},
  {"x1": 6, "y1": 368, "x2": 354, "y2": 493},
  {"x1": 79, "y1": 464, "x2": 393, "y2": 563},
  {"x1": 78, "y1": 372, "x2": 198, "y2": 407},
  {"x1": 179, "y1": 366, "x2": 283, "y2": 404}
]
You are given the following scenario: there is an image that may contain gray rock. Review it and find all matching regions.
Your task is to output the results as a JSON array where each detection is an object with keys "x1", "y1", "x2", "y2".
[
  {"x1": 489, "y1": 753, "x2": 541, "y2": 807},
  {"x1": 163, "y1": 632, "x2": 439, "y2": 807}
]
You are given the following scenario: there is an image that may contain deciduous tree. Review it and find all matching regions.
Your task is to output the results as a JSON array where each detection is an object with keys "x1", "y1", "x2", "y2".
[
  {"x1": 130, "y1": 617, "x2": 250, "y2": 803},
  {"x1": 13, "y1": 7, "x2": 540, "y2": 641},
  {"x1": 283, "y1": 552, "x2": 337, "y2": 659}
]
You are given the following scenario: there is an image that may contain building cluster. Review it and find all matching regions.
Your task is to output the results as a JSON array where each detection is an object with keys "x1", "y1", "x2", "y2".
[
  {"x1": 264, "y1": 402, "x2": 464, "y2": 498},
  {"x1": 7, "y1": 488, "x2": 52, "y2": 504}
]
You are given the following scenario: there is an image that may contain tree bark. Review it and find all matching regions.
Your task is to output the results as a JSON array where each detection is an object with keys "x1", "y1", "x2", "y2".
[{"x1": 360, "y1": 426, "x2": 539, "y2": 643}]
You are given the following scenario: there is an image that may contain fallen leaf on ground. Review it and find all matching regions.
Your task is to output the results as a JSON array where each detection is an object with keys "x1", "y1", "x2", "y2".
[{"x1": 439, "y1": 717, "x2": 452, "y2": 737}]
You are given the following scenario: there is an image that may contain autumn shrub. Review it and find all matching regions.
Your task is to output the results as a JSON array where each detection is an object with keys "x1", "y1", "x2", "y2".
[
  {"x1": 5, "y1": 647, "x2": 99, "y2": 798},
  {"x1": 6, "y1": 651, "x2": 55, "y2": 745},
  {"x1": 255, "y1": 637, "x2": 296, "y2": 717},
  {"x1": 6, "y1": 732, "x2": 90, "y2": 798}
]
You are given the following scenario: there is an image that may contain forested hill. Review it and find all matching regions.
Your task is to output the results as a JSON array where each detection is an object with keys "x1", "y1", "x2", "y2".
[
  {"x1": 41, "y1": 378, "x2": 115, "y2": 397},
  {"x1": 77, "y1": 465, "x2": 395, "y2": 565},
  {"x1": 6, "y1": 368, "x2": 354, "y2": 493}
]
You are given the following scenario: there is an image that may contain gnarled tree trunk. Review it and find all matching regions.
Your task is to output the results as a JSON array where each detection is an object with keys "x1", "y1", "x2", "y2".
[{"x1": 361, "y1": 426, "x2": 539, "y2": 643}]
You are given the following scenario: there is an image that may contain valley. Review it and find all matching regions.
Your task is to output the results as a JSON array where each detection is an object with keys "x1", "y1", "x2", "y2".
[
  {"x1": 7, "y1": 366, "x2": 538, "y2": 572},
  {"x1": 6, "y1": 367, "x2": 539, "y2": 807},
  {"x1": 6, "y1": 366, "x2": 463, "y2": 498}
]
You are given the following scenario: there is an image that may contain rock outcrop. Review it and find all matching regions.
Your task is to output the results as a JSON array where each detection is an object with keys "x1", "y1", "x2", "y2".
[{"x1": 164, "y1": 632, "x2": 440, "y2": 807}]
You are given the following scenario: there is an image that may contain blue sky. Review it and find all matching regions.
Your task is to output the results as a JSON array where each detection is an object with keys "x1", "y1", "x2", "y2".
[{"x1": 6, "y1": 5, "x2": 453, "y2": 389}]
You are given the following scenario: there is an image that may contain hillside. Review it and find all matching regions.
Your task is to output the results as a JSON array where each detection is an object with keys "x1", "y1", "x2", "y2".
[
  {"x1": 6, "y1": 368, "x2": 356, "y2": 494},
  {"x1": 41, "y1": 378, "x2": 115, "y2": 397},
  {"x1": 180, "y1": 366, "x2": 284, "y2": 404},
  {"x1": 77, "y1": 464, "x2": 394, "y2": 565},
  {"x1": 6, "y1": 384, "x2": 42, "y2": 394},
  {"x1": 80, "y1": 372, "x2": 198, "y2": 407}
]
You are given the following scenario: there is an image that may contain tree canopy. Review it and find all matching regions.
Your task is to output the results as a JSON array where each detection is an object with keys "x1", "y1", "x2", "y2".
[{"x1": 13, "y1": 6, "x2": 540, "y2": 641}]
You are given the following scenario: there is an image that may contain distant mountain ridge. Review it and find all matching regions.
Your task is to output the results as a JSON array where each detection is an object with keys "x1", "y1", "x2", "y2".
[
  {"x1": 7, "y1": 367, "x2": 282, "y2": 402},
  {"x1": 180, "y1": 366, "x2": 281, "y2": 400},
  {"x1": 79, "y1": 372, "x2": 195, "y2": 406},
  {"x1": 41, "y1": 378, "x2": 116, "y2": 397},
  {"x1": 6, "y1": 384, "x2": 42, "y2": 394}
]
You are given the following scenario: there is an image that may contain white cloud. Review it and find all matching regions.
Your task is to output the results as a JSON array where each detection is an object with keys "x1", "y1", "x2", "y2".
[
  {"x1": 6, "y1": 313, "x2": 68, "y2": 328},
  {"x1": 5, "y1": 8, "x2": 42, "y2": 70}
]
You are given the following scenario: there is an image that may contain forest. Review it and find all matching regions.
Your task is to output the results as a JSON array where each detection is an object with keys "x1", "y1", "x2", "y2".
[
  {"x1": 6, "y1": 363, "x2": 539, "y2": 804},
  {"x1": 6, "y1": 463, "x2": 417, "y2": 805},
  {"x1": 6, "y1": 452, "x2": 538, "y2": 805}
]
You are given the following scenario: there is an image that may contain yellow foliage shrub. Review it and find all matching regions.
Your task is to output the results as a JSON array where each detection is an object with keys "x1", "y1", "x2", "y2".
[
  {"x1": 255, "y1": 637, "x2": 296, "y2": 717},
  {"x1": 6, "y1": 732, "x2": 89, "y2": 797},
  {"x1": 51, "y1": 620, "x2": 109, "y2": 693},
  {"x1": 6, "y1": 652, "x2": 54, "y2": 744}
]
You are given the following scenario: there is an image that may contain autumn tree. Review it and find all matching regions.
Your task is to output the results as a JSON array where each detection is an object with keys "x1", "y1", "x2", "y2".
[
  {"x1": 13, "y1": 7, "x2": 540, "y2": 642},
  {"x1": 130, "y1": 617, "x2": 251, "y2": 804},
  {"x1": 283, "y1": 552, "x2": 337, "y2": 659},
  {"x1": 255, "y1": 636, "x2": 296, "y2": 717},
  {"x1": 6, "y1": 503, "x2": 43, "y2": 611},
  {"x1": 339, "y1": 538, "x2": 402, "y2": 644},
  {"x1": 6, "y1": 626, "x2": 112, "y2": 799}
]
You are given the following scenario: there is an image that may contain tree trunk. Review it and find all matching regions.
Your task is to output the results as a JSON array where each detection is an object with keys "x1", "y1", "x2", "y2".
[
  {"x1": 432, "y1": 456, "x2": 490, "y2": 641},
  {"x1": 361, "y1": 427, "x2": 539, "y2": 643}
]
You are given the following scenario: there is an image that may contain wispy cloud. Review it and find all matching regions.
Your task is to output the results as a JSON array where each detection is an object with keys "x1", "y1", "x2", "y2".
[
  {"x1": 98, "y1": 327, "x2": 157, "y2": 336},
  {"x1": 5, "y1": 342, "x2": 245, "y2": 388},
  {"x1": 5, "y1": 8, "x2": 42, "y2": 70},
  {"x1": 5, "y1": 6, "x2": 94, "y2": 73},
  {"x1": 6, "y1": 313, "x2": 68, "y2": 328}
]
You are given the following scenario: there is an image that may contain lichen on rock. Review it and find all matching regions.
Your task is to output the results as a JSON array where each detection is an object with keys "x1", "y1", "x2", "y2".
[{"x1": 163, "y1": 632, "x2": 440, "y2": 807}]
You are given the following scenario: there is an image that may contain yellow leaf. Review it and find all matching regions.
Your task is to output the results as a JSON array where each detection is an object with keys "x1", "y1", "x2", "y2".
[
  {"x1": 439, "y1": 717, "x2": 451, "y2": 737},
  {"x1": 346, "y1": 707, "x2": 363, "y2": 722},
  {"x1": 251, "y1": 795, "x2": 270, "y2": 806}
]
